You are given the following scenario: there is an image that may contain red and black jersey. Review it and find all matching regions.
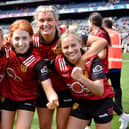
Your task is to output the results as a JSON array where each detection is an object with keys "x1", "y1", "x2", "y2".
[
  {"x1": 2, "y1": 46, "x2": 48, "y2": 101},
  {"x1": 0, "y1": 47, "x2": 7, "y2": 96},
  {"x1": 92, "y1": 29, "x2": 109, "y2": 73},
  {"x1": 54, "y1": 54, "x2": 114, "y2": 100},
  {"x1": 33, "y1": 27, "x2": 67, "y2": 91}
]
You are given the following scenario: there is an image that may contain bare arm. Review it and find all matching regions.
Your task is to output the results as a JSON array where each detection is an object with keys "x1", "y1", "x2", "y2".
[
  {"x1": 98, "y1": 48, "x2": 107, "y2": 59},
  {"x1": 41, "y1": 79, "x2": 59, "y2": 110},
  {"x1": 77, "y1": 35, "x2": 108, "y2": 69},
  {"x1": 34, "y1": 60, "x2": 59, "y2": 110},
  {"x1": 71, "y1": 67, "x2": 104, "y2": 96}
]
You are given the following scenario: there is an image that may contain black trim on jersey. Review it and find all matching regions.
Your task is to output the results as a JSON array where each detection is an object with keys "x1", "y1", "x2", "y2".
[
  {"x1": 90, "y1": 57, "x2": 106, "y2": 81},
  {"x1": 0, "y1": 48, "x2": 6, "y2": 57},
  {"x1": 12, "y1": 43, "x2": 33, "y2": 57},
  {"x1": 39, "y1": 28, "x2": 59, "y2": 45},
  {"x1": 47, "y1": 49, "x2": 85, "y2": 71},
  {"x1": 34, "y1": 60, "x2": 49, "y2": 81},
  {"x1": 80, "y1": 48, "x2": 85, "y2": 54},
  {"x1": 64, "y1": 56, "x2": 75, "y2": 67},
  {"x1": 47, "y1": 58, "x2": 56, "y2": 71}
]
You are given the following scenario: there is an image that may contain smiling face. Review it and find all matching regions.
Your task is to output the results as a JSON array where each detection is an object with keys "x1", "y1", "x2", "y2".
[
  {"x1": 36, "y1": 11, "x2": 58, "y2": 36},
  {"x1": 61, "y1": 35, "x2": 82, "y2": 65},
  {"x1": 12, "y1": 29, "x2": 31, "y2": 54}
]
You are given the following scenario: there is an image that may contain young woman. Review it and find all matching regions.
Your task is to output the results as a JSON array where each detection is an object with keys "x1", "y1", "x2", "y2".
[
  {"x1": 1, "y1": 19, "x2": 58, "y2": 129},
  {"x1": 0, "y1": 27, "x2": 6, "y2": 129},
  {"x1": 76, "y1": 12, "x2": 110, "y2": 71},
  {"x1": 87, "y1": 12, "x2": 111, "y2": 74},
  {"x1": 48, "y1": 30, "x2": 115, "y2": 129},
  {"x1": 33, "y1": 5, "x2": 73, "y2": 129},
  {"x1": 0, "y1": 27, "x2": 5, "y2": 97}
]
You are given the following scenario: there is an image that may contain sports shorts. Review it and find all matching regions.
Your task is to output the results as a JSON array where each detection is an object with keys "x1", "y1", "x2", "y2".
[
  {"x1": 37, "y1": 88, "x2": 74, "y2": 108},
  {"x1": 71, "y1": 97, "x2": 113, "y2": 123},
  {"x1": 1, "y1": 98, "x2": 36, "y2": 112}
]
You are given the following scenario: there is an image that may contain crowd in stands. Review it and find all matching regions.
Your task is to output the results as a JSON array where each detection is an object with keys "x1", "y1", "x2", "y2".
[
  {"x1": 0, "y1": 0, "x2": 128, "y2": 16},
  {"x1": 1, "y1": 15, "x2": 129, "y2": 52},
  {"x1": 59, "y1": 16, "x2": 129, "y2": 52}
]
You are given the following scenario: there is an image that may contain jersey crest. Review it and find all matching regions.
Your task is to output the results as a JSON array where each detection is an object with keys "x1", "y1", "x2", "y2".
[
  {"x1": 53, "y1": 44, "x2": 62, "y2": 55},
  {"x1": 20, "y1": 64, "x2": 27, "y2": 72},
  {"x1": 72, "y1": 102, "x2": 79, "y2": 110},
  {"x1": 83, "y1": 71, "x2": 88, "y2": 78}
]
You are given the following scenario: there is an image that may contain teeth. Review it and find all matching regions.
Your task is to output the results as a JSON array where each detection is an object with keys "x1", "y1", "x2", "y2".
[
  {"x1": 69, "y1": 53, "x2": 75, "y2": 56},
  {"x1": 44, "y1": 28, "x2": 48, "y2": 31}
]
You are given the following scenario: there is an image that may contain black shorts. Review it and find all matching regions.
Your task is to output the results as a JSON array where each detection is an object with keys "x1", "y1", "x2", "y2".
[
  {"x1": 37, "y1": 87, "x2": 74, "y2": 108},
  {"x1": 1, "y1": 98, "x2": 36, "y2": 112},
  {"x1": 71, "y1": 97, "x2": 113, "y2": 124}
]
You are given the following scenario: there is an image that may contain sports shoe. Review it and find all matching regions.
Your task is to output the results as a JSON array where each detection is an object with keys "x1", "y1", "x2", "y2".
[
  {"x1": 119, "y1": 113, "x2": 129, "y2": 129},
  {"x1": 85, "y1": 126, "x2": 91, "y2": 129}
]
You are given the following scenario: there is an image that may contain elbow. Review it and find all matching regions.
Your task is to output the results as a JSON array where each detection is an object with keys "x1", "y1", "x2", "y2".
[
  {"x1": 95, "y1": 87, "x2": 104, "y2": 96},
  {"x1": 98, "y1": 55, "x2": 105, "y2": 59},
  {"x1": 98, "y1": 91, "x2": 104, "y2": 96},
  {"x1": 98, "y1": 88, "x2": 104, "y2": 96}
]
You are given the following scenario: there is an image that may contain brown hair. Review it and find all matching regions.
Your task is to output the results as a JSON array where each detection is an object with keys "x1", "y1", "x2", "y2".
[
  {"x1": 89, "y1": 12, "x2": 110, "y2": 45},
  {"x1": 102, "y1": 18, "x2": 113, "y2": 29},
  {"x1": 9, "y1": 19, "x2": 33, "y2": 38}
]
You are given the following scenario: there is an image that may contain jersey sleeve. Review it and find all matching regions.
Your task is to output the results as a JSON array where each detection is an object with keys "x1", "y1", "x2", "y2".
[
  {"x1": 34, "y1": 60, "x2": 49, "y2": 81},
  {"x1": 47, "y1": 58, "x2": 56, "y2": 71},
  {"x1": 90, "y1": 57, "x2": 106, "y2": 81},
  {"x1": 0, "y1": 48, "x2": 5, "y2": 57}
]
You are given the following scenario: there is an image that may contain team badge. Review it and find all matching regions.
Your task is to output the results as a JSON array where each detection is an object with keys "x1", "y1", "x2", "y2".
[
  {"x1": 21, "y1": 64, "x2": 27, "y2": 72},
  {"x1": 83, "y1": 71, "x2": 88, "y2": 78},
  {"x1": 53, "y1": 46, "x2": 62, "y2": 55},
  {"x1": 72, "y1": 102, "x2": 79, "y2": 110},
  {"x1": 93, "y1": 65, "x2": 103, "y2": 73},
  {"x1": 1, "y1": 96, "x2": 6, "y2": 103}
]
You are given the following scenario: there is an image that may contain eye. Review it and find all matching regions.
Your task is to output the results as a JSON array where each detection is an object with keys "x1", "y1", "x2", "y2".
[
  {"x1": 15, "y1": 37, "x2": 19, "y2": 41},
  {"x1": 63, "y1": 46, "x2": 68, "y2": 49},
  {"x1": 39, "y1": 18, "x2": 55, "y2": 23},
  {"x1": 71, "y1": 43, "x2": 76, "y2": 47},
  {"x1": 23, "y1": 36, "x2": 28, "y2": 40},
  {"x1": 39, "y1": 19, "x2": 45, "y2": 23},
  {"x1": 47, "y1": 18, "x2": 55, "y2": 22}
]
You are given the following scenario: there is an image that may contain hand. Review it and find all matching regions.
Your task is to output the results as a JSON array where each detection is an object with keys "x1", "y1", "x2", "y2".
[
  {"x1": 3, "y1": 34, "x2": 11, "y2": 48},
  {"x1": 46, "y1": 93, "x2": 59, "y2": 110},
  {"x1": 71, "y1": 67, "x2": 83, "y2": 81},
  {"x1": 46, "y1": 99, "x2": 59, "y2": 110}
]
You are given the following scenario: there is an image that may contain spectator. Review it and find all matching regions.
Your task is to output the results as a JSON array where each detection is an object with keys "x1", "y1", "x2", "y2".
[{"x1": 103, "y1": 18, "x2": 129, "y2": 129}]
